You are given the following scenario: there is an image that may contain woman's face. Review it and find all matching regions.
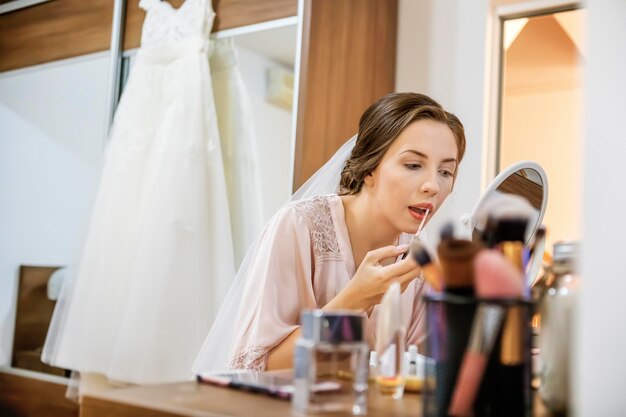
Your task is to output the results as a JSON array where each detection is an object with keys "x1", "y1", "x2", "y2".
[{"x1": 364, "y1": 119, "x2": 459, "y2": 234}]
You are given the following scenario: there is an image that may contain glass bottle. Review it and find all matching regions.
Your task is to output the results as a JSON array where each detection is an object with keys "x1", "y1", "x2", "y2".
[
  {"x1": 538, "y1": 241, "x2": 580, "y2": 415},
  {"x1": 293, "y1": 310, "x2": 369, "y2": 415}
]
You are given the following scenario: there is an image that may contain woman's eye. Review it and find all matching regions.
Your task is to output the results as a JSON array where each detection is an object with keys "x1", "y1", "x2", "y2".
[
  {"x1": 439, "y1": 170, "x2": 454, "y2": 178},
  {"x1": 405, "y1": 163, "x2": 422, "y2": 170}
]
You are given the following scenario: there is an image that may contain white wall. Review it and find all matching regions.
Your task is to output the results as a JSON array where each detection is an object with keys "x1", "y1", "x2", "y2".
[
  {"x1": 396, "y1": 0, "x2": 490, "y2": 238},
  {"x1": 0, "y1": 53, "x2": 109, "y2": 366},
  {"x1": 397, "y1": 0, "x2": 626, "y2": 413},
  {"x1": 234, "y1": 44, "x2": 294, "y2": 220},
  {"x1": 576, "y1": 1, "x2": 626, "y2": 415}
]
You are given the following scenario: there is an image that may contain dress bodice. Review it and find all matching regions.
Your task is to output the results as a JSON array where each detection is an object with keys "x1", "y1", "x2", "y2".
[{"x1": 138, "y1": 0, "x2": 215, "y2": 48}]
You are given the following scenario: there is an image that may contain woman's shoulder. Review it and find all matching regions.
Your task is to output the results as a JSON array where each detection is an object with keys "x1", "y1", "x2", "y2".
[
  {"x1": 285, "y1": 194, "x2": 339, "y2": 226},
  {"x1": 267, "y1": 195, "x2": 339, "y2": 253}
]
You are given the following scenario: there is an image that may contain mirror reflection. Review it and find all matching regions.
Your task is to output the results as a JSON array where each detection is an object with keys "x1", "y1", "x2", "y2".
[
  {"x1": 471, "y1": 165, "x2": 547, "y2": 247},
  {"x1": 1, "y1": 18, "x2": 298, "y2": 378}
]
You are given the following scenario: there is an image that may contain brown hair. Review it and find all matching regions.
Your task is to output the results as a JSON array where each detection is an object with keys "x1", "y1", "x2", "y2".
[{"x1": 339, "y1": 92, "x2": 466, "y2": 195}]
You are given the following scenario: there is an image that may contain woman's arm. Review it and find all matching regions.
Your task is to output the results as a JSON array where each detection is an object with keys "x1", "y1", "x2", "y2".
[
  {"x1": 265, "y1": 298, "x2": 352, "y2": 370},
  {"x1": 266, "y1": 329, "x2": 301, "y2": 370},
  {"x1": 266, "y1": 248, "x2": 421, "y2": 370}
]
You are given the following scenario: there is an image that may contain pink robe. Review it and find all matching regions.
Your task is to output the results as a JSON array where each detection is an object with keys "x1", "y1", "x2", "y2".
[{"x1": 228, "y1": 194, "x2": 427, "y2": 371}]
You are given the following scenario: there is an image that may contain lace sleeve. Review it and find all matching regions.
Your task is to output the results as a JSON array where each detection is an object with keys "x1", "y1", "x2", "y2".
[{"x1": 228, "y1": 347, "x2": 270, "y2": 372}]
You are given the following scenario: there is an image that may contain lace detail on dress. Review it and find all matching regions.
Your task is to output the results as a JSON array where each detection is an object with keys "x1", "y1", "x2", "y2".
[
  {"x1": 292, "y1": 196, "x2": 342, "y2": 262},
  {"x1": 228, "y1": 347, "x2": 269, "y2": 372},
  {"x1": 139, "y1": 0, "x2": 214, "y2": 48}
]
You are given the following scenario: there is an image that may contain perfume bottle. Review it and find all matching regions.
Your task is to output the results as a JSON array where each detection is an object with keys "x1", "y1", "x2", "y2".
[
  {"x1": 293, "y1": 310, "x2": 369, "y2": 415},
  {"x1": 375, "y1": 282, "x2": 406, "y2": 399}
]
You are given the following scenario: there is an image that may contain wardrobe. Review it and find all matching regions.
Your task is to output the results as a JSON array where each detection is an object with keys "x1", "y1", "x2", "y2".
[{"x1": 0, "y1": 1, "x2": 397, "y2": 415}]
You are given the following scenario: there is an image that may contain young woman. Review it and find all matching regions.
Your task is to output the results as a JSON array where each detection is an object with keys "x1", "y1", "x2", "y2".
[{"x1": 193, "y1": 92, "x2": 466, "y2": 373}]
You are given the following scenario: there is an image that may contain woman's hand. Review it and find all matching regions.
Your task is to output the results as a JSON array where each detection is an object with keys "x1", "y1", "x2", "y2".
[{"x1": 323, "y1": 245, "x2": 421, "y2": 312}]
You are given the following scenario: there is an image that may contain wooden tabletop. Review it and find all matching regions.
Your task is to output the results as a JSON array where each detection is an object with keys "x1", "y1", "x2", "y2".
[{"x1": 81, "y1": 381, "x2": 423, "y2": 417}]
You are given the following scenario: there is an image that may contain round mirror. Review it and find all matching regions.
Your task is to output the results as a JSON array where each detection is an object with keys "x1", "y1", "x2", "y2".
[{"x1": 465, "y1": 161, "x2": 548, "y2": 284}]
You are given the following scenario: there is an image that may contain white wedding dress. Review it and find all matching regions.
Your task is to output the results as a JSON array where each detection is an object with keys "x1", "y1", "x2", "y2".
[
  {"x1": 210, "y1": 38, "x2": 264, "y2": 266},
  {"x1": 42, "y1": 0, "x2": 235, "y2": 384}
]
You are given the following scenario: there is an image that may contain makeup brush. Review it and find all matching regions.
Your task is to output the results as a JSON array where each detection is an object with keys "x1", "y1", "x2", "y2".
[
  {"x1": 448, "y1": 249, "x2": 524, "y2": 416},
  {"x1": 437, "y1": 238, "x2": 483, "y2": 294},
  {"x1": 434, "y1": 238, "x2": 483, "y2": 413},
  {"x1": 473, "y1": 193, "x2": 536, "y2": 247},
  {"x1": 401, "y1": 208, "x2": 430, "y2": 260},
  {"x1": 409, "y1": 239, "x2": 443, "y2": 292},
  {"x1": 440, "y1": 221, "x2": 455, "y2": 242},
  {"x1": 489, "y1": 215, "x2": 531, "y2": 417}
]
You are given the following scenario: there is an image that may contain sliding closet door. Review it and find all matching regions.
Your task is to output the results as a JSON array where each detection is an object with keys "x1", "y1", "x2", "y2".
[
  {"x1": 293, "y1": 0, "x2": 398, "y2": 190},
  {"x1": 0, "y1": 53, "x2": 110, "y2": 372}
]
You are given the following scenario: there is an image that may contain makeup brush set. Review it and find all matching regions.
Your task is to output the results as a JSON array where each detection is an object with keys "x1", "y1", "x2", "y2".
[{"x1": 409, "y1": 195, "x2": 542, "y2": 417}]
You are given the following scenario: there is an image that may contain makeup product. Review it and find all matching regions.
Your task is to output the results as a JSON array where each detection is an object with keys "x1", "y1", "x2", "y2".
[
  {"x1": 492, "y1": 217, "x2": 530, "y2": 417},
  {"x1": 472, "y1": 193, "x2": 536, "y2": 248},
  {"x1": 437, "y1": 238, "x2": 483, "y2": 295},
  {"x1": 401, "y1": 208, "x2": 430, "y2": 260},
  {"x1": 526, "y1": 225, "x2": 547, "y2": 290},
  {"x1": 409, "y1": 239, "x2": 443, "y2": 291},
  {"x1": 434, "y1": 238, "x2": 483, "y2": 415},
  {"x1": 539, "y1": 241, "x2": 579, "y2": 415},
  {"x1": 375, "y1": 282, "x2": 405, "y2": 399},
  {"x1": 404, "y1": 345, "x2": 425, "y2": 393},
  {"x1": 439, "y1": 221, "x2": 455, "y2": 242},
  {"x1": 448, "y1": 249, "x2": 524, "y2": 416},
  {"x1": 293, "y1": 310, "x2": 369, "y2": 415}
]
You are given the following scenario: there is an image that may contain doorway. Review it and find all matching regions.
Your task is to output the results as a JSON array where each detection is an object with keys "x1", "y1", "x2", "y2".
[{"x1": 497, "y1": 7, "x2": 585, "y2": 253}]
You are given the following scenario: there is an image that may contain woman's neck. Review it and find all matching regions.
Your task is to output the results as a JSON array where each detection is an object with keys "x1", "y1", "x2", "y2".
[{"x1": 340, "y1": 193, "x2": 401, "y2": 267}]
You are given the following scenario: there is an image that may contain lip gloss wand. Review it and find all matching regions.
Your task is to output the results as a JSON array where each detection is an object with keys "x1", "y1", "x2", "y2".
[{"x1": 401, "y1": 208, "x2": 430, "y2": 260}]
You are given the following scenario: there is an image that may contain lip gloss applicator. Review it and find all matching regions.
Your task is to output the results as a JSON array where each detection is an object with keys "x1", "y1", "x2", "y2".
[{"x1": 401, "y1": 208, "x2": 430, "y2": 260}]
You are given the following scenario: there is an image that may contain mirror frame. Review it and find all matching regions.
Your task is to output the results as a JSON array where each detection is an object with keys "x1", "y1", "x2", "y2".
[
  {"x1": 469, "y1": 160, "x2": 549, "y2": 245},
  {"x1": 467, "y1": 160, "x2": 549, "y2": 286}
]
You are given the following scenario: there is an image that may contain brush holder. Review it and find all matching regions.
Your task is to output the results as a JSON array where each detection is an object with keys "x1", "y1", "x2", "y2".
[{"x1": 422, "y1": 293, "x2": 534, "y2": 417}]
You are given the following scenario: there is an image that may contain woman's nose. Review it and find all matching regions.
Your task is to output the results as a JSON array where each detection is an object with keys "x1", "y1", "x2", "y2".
[{"x1": 420, "y1": 171, "x2": 440, "y2": 195}]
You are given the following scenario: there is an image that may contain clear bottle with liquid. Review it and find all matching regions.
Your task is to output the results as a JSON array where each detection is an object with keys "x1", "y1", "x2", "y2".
[
  {"x1": 538, "y1": 241, "x2": 580, "y2": 415},
  {"x1": 374, "y1": 281, "x2": 406, "y2": 399},
  {"x1": 293, "y1": 310, "x2": 369, "y2": 415}
]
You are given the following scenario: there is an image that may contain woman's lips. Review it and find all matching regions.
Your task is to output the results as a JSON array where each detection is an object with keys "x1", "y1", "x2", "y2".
[{"x1": 408, "y1": 206, "x2": 430, "y2": 221}]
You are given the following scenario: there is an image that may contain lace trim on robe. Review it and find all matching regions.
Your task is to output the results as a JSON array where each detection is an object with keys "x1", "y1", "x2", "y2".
[
  {"x1": 228, "y1": 347, "x2": 269, "y2": 372},
  {"x1": 292, "y1": 196, "x2": 343, "y2": 263}
]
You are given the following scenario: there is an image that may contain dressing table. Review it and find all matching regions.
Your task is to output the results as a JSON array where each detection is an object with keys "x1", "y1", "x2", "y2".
[{"x1": 80, "y1": 381, "x2": 551, "y2": 417}]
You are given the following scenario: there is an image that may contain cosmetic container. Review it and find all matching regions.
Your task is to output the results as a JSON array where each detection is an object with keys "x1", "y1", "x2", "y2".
[
  {"x1": 293, "y1": 310, "x2": 369, "y2": 415},
  {"x1": 404, "y1": 345, "x2": 424, "y2": 392},
  {"x1": 422, "y1": 293, "x2": 533, "y2": 417},
  {"x1": 374, "y1": 282, "x2": 406, "y2": 399},
  {"x1": 538, "y1": 241, "x2": 579, "y2": 415}
]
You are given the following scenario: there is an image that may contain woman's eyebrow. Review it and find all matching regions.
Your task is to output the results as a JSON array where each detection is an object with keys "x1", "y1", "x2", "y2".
[{"x1": 401, "y1": 150, "x2": 457, "y2": 163}]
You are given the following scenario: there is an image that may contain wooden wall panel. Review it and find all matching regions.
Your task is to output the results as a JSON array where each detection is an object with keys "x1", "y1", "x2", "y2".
[
  {"x1": 12, "y1": 266, "x2": 68, "y2": 377},
  {"x1": 0, "y1": 0, "x2": 113, "y2": 72},
  {"x1": 293, "y1": 0, "x2": 398, "y2": 190},
  {"x1": 0, "y1": 0, "x2": 296, "y2": 72},
  {"x1": 124, "y1": 0, "x2": 297, "y2": 50}
]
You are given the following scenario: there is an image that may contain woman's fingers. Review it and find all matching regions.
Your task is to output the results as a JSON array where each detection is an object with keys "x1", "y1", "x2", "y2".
[
  {"x1": 363, "y1": 244, "x2": 409, "y2": 265},
  {"x1": 396, "y1": 266, "x2": 422, "y2": 288},
  {"x1": 381, "y1": 256, "x2": 419, "y2": 278}
]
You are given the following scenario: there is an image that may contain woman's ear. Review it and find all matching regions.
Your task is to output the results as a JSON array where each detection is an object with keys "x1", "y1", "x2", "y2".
[{"x1": 364, "y1": 173, "x2": 374, "y2": 188}]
